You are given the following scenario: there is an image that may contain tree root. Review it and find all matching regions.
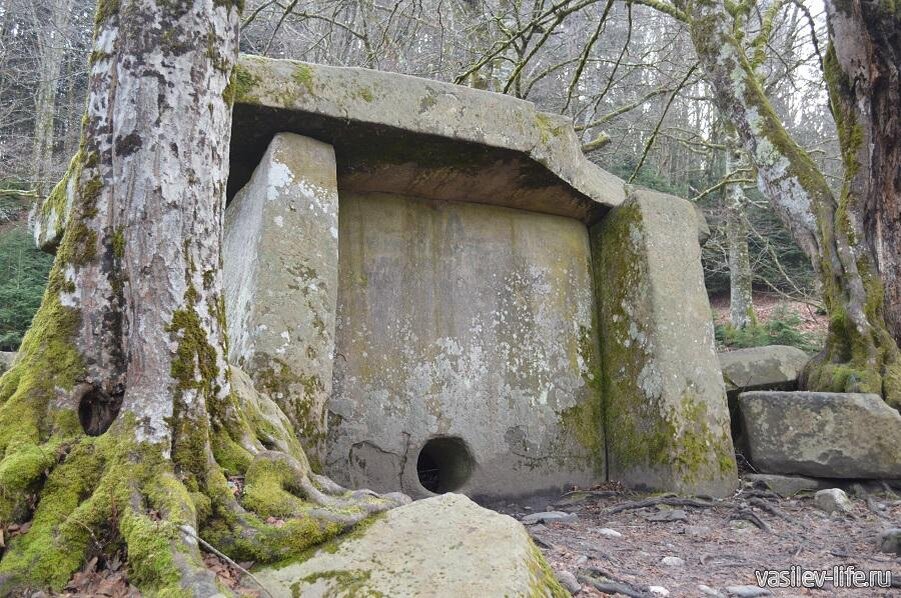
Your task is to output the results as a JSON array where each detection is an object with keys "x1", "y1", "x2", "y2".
[{"x1": 0, "y1": 365, "x2": 409, "y2": 596}]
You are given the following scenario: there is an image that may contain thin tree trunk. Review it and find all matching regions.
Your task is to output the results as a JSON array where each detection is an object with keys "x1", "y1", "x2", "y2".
[
  {"x1": 30, "y1": 0, "x2": 74, "y2": 195},
  {"x1": 825, "y1": 0, "x2": 901, "y2": 346},
  {"x1": 677, "y1": 0, "x2": 900, "y2": 405},
  {"x1": 0, "y1": 0, "x2": 403, "y2": 594},
  {"x1": 725, "y1": 136, "x2": 754, "y2": 329}
]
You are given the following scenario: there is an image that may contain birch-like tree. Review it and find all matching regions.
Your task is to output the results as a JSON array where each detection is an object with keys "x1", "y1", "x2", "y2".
[{"x1": 0, "y1": 0, "x2": 402, "y2": 594}]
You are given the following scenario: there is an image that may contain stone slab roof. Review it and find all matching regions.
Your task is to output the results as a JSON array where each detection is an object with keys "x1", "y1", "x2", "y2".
[{"x1": 229, "y1": 55, "x2": 626, "y2": 223}]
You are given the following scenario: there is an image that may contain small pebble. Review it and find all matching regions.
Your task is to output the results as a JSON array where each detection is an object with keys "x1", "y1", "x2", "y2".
[
  {"x1": 649, "y1": 586, "x2": 670, "y2": 596},
  {"x1": 813, "y1": 488, "x2": 853, "y2": 514},
  {"x1": 597, "y1": 527, "x2": 622, "y2": 538},
  {"x1": 661, "y1": 556, "x2": 684, "y2": 567},
  {"x1": 725, "y1": 585, "x2": 772, "y2": 597},
  {"x1": 698, "y1": 585, "x2": 723, "y2": 597}
]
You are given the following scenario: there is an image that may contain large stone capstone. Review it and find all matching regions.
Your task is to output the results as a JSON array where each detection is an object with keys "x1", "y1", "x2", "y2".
[
  {"x1": 251, "y1": 493, "x2": 567, "y2": 597},
  {"x1": 739, "y1": 391, "x2": 901, "y2": 478}
]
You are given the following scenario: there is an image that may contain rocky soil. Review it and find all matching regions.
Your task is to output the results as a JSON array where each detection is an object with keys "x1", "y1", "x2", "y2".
[{"x1": 495, "y1": 478, "x2": 901, "y2": 597}]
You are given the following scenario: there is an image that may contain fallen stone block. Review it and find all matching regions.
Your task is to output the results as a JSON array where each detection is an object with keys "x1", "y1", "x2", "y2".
[
  {"x1": 251, "y1": 493, "x2": 568, "y2": 597},
  {"x1": 739, "y1": 391, "x2": 901, "y2": 478},
  {"x1": 522, "y1": 511, "x2": 578, "y2": 525},
  {"x1": 877, "y1": 528, "x2": 901, "y2": 555}
]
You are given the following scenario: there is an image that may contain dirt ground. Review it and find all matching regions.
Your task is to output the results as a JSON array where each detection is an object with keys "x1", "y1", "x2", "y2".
[
  {"x1": 496, "y1": 478, "x2": 901, "y2": 597},
  {"x1": 708, "y1": 292, "x2": 828, "y2": 339}
]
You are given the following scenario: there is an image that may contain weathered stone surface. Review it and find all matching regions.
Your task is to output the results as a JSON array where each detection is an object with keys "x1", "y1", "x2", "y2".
[
  {"x1": 744, "y1": 473, "x2": 832, "y2": 496},
  {"x1": 719, "y1": 345, "x2": 809, "y2": 397},
  {"x1": 593, "y1": 188, "x2": 737, "y2": 497},
  {"x1": 813, "y1": 488, "x2": 853, "y2": 514},
  {"x1": 0, "y1": 352, "x2": 15, "y2": 375},
  {"x1": 327, "y1": 191, "x2": 603, "y2": 499},
  {"x1": 230, "y1": 55, "x2": 624, "y2": 223},
  {"x1": 223, "y1": 133, "x2": 339, "y2": 463},
  {"x1": 877, "y1": 528, "x2": 901, "y2": 555},
  {"x1": 739, "y1": 391, "x2": 901, "y2": 478},
  {"x1": 252, "y1": 493, "x2": 567, "y2": 597}
]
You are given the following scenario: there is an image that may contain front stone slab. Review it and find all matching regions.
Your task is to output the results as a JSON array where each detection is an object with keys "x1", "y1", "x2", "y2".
[
  {"x1": 223, "y1": 133, "x2": 339, "y2": 463},
  {"x1": 327, "y1": 191, "x2": 603, "y2": 499},
  {"x1": 739, "y1": 391, "x2": 901, "y2": 478},
  {"x1": 593, "y1": 189, "x2": 737, "y2": 496},
  {"x1": 252, "y1": 494, "x2": 566, "y2": 597}
]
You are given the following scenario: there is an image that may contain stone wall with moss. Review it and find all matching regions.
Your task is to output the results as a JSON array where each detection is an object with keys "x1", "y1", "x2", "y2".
[
  {"x1": 327, "y1": 191, "x2": 604, "y2": 499},
  {"x1": 592, "y1": 189, "x2": 737, "y2": 497}
]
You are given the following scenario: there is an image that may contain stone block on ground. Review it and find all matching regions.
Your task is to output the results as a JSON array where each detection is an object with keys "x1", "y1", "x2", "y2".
[
  {"x1": 743, "y1": 473, "x2": 833, "y2": 497},
  {"x1": 593, "y1": 188, "x2": 737, "y2": 496},
  {"x1": 719, "y1": 345, "x2": 808, "y2": 397},
  {"x1": 223, "y1": 132, "x2": 339, "y2": 463},
  {"x1": 739, "y1": 391, "x2": 901, "y2": 478},
  {"x1": 252, "y1": 493, "x2": 568, "y2": 597}
]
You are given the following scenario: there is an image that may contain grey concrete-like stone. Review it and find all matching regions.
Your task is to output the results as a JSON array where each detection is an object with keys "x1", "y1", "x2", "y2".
[
  {"x1": 593, "y1": 188, "x2": 737, "y2": 497},
  {"x1": 719, "y1": 345, "x2": 808, "y2": 397},
  {"x1": 327, "y1": 191, "x2": 603, "y2": 500},
  {"x1": 521, "y1": 511, "x2": 578, "y2": 525},
  {"x1": 743, "y1": 473, "x2": 833, "y2": 496},
  {"x1": 230, "y1": 55, "x2": 624, "y2": 223},
  {"x1": 739, "y1": 391, "x2": 901, "y2": 478},
  {"x1": 252, "y1": 493, "x2": 566, "y2": 597},
  {"x1": 223, "y1": 133, "x2": 339, "y2": 462}
]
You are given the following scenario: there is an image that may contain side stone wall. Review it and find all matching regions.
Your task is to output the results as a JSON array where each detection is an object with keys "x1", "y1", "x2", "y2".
[
  {"x1": 223, "y1": 133, "x2": 340, "y2": 465},
  {"x1": 327, "y1": 191, "x2": 604, "y2": 499},
  {"x1": 592, "y1": 189, "x2": 737, "y2": 497}
]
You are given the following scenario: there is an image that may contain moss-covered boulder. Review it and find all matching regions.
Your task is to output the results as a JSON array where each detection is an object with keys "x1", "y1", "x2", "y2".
[{"x1": 251, "y1": 493, "x2": 568, "y2": 597}]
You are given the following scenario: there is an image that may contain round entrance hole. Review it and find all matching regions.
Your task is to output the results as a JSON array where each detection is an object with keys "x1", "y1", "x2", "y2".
[{"x1": 416, "y1": 436, "x2": 474, "y2": 493}]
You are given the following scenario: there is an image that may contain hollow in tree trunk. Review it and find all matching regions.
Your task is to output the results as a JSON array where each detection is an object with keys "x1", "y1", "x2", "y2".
[{"x1": 0, "y1": 0, "x2": 405, "y2": 594}]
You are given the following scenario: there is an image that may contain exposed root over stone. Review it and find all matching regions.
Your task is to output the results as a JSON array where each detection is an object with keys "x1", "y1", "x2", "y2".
[{"x1": 0, "y1": 363, "x2": 407, "y2": 596}]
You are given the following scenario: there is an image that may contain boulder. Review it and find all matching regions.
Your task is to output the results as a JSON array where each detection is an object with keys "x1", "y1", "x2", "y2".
[
  {"x1": 739, "y1": 391, "x2": 901, "y2": 478},
  {"x1": 252, "y1": 493, "x2": 568, "y2": 597},
  {"x1": 877, "y1": 528, "x2": 901, "y2": 555},
  {"x1": 719, "y1": 345, "x2": 808, "y2": 397}
]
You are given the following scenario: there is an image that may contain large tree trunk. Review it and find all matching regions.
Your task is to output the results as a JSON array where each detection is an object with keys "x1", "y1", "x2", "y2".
[
  {"x1": 678, "y1": 0, "x2": 901, "y2": 405},
  {"x1": 825, "y1": 0, "x2": 901, "y2": 346},
  {"x1": 0, "y1": 0, "x2": 403, "y2": 594},
  {"x1": 724, "y1": 136, "x2": 754, "y2": 329}
]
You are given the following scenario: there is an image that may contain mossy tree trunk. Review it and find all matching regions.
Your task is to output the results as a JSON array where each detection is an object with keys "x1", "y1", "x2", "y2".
[
  {"x1": 674, "y1": 0, "x2": 900, "y2": 405},
  {"x1": 824, "y1": 0, "x2": 901, "y2": 346},
  {"x1": 724, "y1": 134, "x2": 754, "y2": 329},
  {"x1": 0, "y1": 0, "x2": 404, "y2": 595}
]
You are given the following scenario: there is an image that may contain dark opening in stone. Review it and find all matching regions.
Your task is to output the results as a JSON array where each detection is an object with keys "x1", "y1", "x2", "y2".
[
  {"x1": 78, "y1": 386, "x2": 123, "y2": 436},
  {"x1": 416, "y1": 436, "x2": 474, "y2": 493}
]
